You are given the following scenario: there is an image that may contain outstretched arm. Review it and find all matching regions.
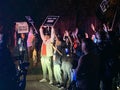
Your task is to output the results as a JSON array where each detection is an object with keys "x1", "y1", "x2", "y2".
[
  {"x1": 75, "y1": 56, "x2": 84, "y2": 75},
  {"x1": 74, "y1": 28, "x2": 80, "y2": 44},
  {"x1": 39, "y1": 26, "x2": 44, "y2": 41},
  {"x1": 50, "y1": 26, "x2": 55, "y2": 43},
  {"x1": 91, "y1": 24, "x2": 96, "y2": 32},
  {"x1": 65, "y1": 31, "x2": 73, "y2": 46}
]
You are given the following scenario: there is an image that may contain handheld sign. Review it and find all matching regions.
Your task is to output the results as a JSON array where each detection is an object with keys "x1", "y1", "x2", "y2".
[
  {"x1": 100, "y1": 0, "x2": 109, "y2": 13},
  {"x1": 25, "y1": 16, "x2": 34, "y2": 24},
  {"x1": 25, "y1": 16, "x2": 38, "y2": 34},
  {"x1": 16, "y1": 22, "x2": 29, "y2": 33},
  {"x1": 42, "y1": 16, "x2": 59, "y2": 26}
]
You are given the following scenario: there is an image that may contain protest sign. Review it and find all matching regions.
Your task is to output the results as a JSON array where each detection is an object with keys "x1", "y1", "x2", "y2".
[
  {"x1": 42, "y1": 16, "x2": 59, "y2": 26},
  {"x1": 16, "y1": 22, "x2": 29, "y2": 33}
]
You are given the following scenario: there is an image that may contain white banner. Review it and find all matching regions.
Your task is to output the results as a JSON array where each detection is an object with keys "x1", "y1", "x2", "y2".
[{"x1": 16, "y1": 22, "x2": 29, "y2": 33}]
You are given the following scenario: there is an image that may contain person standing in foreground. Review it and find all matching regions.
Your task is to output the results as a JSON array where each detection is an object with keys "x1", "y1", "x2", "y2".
[
  {"x1": 39, "y1": 26, "x2": 55, "y2": 84},
  {"x1": 0, "y1": 21, "x2": 17, "y2": 90},
  {"x1": 76, "y1": 38, "x2": 100, "y2": 90}
]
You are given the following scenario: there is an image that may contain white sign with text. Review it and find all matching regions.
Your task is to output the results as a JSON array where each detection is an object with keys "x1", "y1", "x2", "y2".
[{"x1": 16, "y1": 22, "x2": 29, "y2": 33}]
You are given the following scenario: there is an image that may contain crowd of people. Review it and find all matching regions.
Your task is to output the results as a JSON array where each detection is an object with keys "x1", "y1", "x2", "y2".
[
  {"x1": 0, "y1": 18, "x2": 120, "y2": 90},
  {"x1": 38, "y1": 24, "x2": 120, "y2": 90}
]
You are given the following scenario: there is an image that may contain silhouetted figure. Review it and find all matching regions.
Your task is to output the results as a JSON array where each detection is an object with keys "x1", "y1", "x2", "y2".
[
  {"x1": 96, "y1": 30, "x2": 119, "y2": 90},
  {"x1": 76, "y1": 38, "x2": 100, "y2": 90},
  {"x1": 0, "y1": 22, "x2": 17, "y2": 90}
]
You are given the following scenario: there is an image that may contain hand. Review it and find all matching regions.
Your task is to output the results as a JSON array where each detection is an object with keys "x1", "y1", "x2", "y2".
[
  {"x1": 65, "y1": 30, "x2": 69, "y2": 36},
  {"x1": 40, "y1": 25, "x2": 43, "y2": 29},
  {"x1": 91, "y1": 24, "x2": 96, "y2": 32},
  {"x1": 72, "y1": 32, "x2": 75, "y2": 38},
  {"x1": 75, "y1": 28, "x2": 78, "y2": 35},
  {"x1": 42, "y1": 25, "x2": 47, "y2": 28},
  {"x1": 85, "y1": 33, "x2": 89, "y2": 38},
  {"x1": 51, "y1": 26, "x2": 54, "y2": 30},
  {"x1": 40, "y1": 25, "x2": 48, "y2": 31},
  {"x1": 103, "y1": 24, "x2": 108, "y2": 32}
]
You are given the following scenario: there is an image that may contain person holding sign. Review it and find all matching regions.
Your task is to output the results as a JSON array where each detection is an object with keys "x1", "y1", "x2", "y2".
[
  {"x1": 18, "y1": 33, "x2": 28, "y2": 62},
  {"x1": 39, "y1": 25, "x2": 55, "y2": 85}
]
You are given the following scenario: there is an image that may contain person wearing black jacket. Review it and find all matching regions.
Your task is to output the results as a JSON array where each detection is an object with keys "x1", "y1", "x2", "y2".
[
  {"x1": 76, "y1": 38, "x2": 100, "y2": 90},
  {"x1": 0, "y1": 22, "x2": 17, "y2": 90}
]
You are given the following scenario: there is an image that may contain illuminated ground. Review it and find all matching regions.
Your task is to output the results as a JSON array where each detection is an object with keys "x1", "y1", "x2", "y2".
[
  {"x1": 26, "y1": 61, "x2": 60, "y2": 90},
  {"x1": 26, "y1": 79, "x2": 59, "y2": 90},
  {"x1": 26, "y1": 61, "x2": 120, "y2": 90}
]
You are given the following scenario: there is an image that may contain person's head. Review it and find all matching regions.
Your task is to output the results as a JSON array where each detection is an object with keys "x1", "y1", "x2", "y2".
[
  {"x1": 81, "y1": 38, "x2": 95, "y2": 54},
  {"x1": 91, "y1": 35, "x2": 95, "y2": 40},
  {"x1": 55, "y1": 34, "x2": 62, "y2": 42},
  {"x1": 95, "y1": 31, "x2": 107, "y2": 42},
  {"x1": 44, "y1": 33, "x2": 50, "y2": 41},
  {"x1": 64, "y1": 36, "x2": 69, "y2": 43},
  {"x1": 21, "y1": 33, "x2": 25, "y2": 39}
]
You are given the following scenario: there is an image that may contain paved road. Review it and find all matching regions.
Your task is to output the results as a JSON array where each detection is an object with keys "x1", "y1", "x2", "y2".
[
  {"x1": 26, "y1": 61, "x2": 62, "y2": 90},
  {"x1": 25, "y1": 62, "x2": 120, "y2": 90},
  {"x1": 25, "y1": 73, "x2": 61, "y2": 90},
  {"x1": 26, "y1": 80, "x2": 60, "y2": 90}
]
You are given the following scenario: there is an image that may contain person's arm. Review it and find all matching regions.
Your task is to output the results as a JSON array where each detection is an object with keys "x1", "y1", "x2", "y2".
[
  {"x1": 85, "y1": 32, "x2": 89, "y2": 38},
  {"x1": 63, "y1": 31, "x2": 66, "y2": 41},
  {"x1": 91, "y1": 24, "x2": 96, "y2": 32},
  {"x1": 75, "y1": 56, "x2": 84, "y2": 75},
  {"x1": 66, "y1": 31, "x2": 73, "y2": 46},
  {"x1": 50, "y1": 26, "x2": 55, "y2": 43},
  {"x1": 75, "y1": 28, "x2": 80, "y2": 44},
  {"x1": 39, "y1": 26, "x2": 45, "y2": 41},
  {"x1": 103, "y1": 24, "x2": 108, "y2": 32}
]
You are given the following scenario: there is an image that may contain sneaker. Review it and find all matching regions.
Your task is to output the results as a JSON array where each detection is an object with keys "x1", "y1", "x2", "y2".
[
  {"x1": 49, "y1": 81, "x2": 53, "y2": 85},
  {"x1": 39, "y1": 79, "x2": 47, "y2": 82},
  {"x1": 53, "y1": 82, "x2": 59, "y2": 86},
  {"x1": 59, "y1": 86, "x2": 65, "y2": 90},
  {"x1": 57, "y1": 84, "x2": 64, "y2": 88},
  {"x1": 56, "y1": 83, "x2": 61, "y2": 87}
]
